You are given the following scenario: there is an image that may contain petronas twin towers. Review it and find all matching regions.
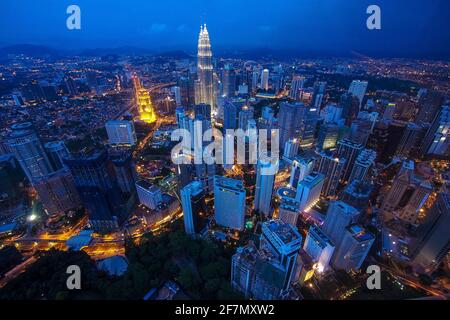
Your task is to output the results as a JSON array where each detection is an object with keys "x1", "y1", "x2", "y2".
[{"x1": 196, "y1": 24, "x2": 215, "y2": 114}]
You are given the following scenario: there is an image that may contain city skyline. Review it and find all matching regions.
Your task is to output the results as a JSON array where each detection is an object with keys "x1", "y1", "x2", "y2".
[{"x1": 0, "y1": 0, "x2": 449, "y2": 306}]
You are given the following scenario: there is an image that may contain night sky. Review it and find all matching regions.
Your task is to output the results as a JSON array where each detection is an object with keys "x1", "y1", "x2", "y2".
[{"x1": 1, "y1": 0, "x2": 449, "y2": 57}]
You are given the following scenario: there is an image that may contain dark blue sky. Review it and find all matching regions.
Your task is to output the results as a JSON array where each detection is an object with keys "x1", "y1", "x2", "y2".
[{"x1": 1, "y1": 0, "x2": 449, "y2": 57}]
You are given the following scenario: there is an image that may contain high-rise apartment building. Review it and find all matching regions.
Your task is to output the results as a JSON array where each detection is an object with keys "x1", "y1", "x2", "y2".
[{"x1": 214, "y1": 176, "x2": 246, "y2": 230}]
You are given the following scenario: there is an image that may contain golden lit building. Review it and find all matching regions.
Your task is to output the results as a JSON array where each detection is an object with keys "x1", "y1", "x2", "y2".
[{"x1": 133, "y1": 74, "x2": 156, "y2": 124}]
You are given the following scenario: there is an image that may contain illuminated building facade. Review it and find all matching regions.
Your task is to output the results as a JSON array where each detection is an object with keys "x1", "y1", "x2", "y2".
[
  {"x1": 196, "y1": 24, "x2": 215, "y2": 116},
  {"x1": 133, "y1": 74, "x2": 156, "y2": 123}
]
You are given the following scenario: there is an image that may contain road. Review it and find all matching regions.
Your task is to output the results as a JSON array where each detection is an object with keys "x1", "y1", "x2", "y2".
[{"x1": 0, "y1": 256, "x2": 37, "y2": 288}]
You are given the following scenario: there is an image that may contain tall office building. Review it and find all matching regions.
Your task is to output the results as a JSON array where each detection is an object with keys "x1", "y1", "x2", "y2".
[
  {"x1": 231, "y1": 242, "x2": 286, "y2": 300},
  {"x1": 260, "y1": 220, "x2": 303, "y2": 291},
  {"x1": 44, "y1": 141, "x2": 70, "y2": 171},
  {"x1": 254, "y1": 160, "x2": 277, "y2": 216},
  {"x1": 311, "y1": 81, "x2": 327, "y2": 108},
  {"x1": 322, "y1": 200, "x2": 360, "y2": 247},
  {"x1": 396, "y1": 122, "x2": 425, "y2": 157},
  {"x1": 289, "y1": 76, "x2": 305, "y2": 100},
  {"x1": 6, "y1": 122, "x2": 53, "y2": 183},
  {"x1": 303, "y1": 225, "x2": 335, "y2": 273},
  {"x1": 283, "y1": 139, "x2": 299, "y2": 159},
  {"x1": 348, "y1": 149, "x2": 377, "y2": 183},
  {"x1": 135, "y1": 180, "x2": 162, "y2": 210},
  {"x1": 194, "y1": 103, "x2": 212, "y2": 121},
  {"x1": 214, "y1": 176, "x2": 246, "y2": 230},
  {"x1": 33, "y1": 169, "x2": 82, "y2": 216},
  {"x1": 316, "y1": 151, "x2": 346, "y2": 197},
  {"x1": 317, "y1": 123, "x2": 339, "y2": 151},
  {"x1": 260, "y1": 69, "x2": 269, "y2": 91},
  {"x1": 339, "y1": 92, "x2": 360, "y2": 125},
  {"x1": 289, "y1": 155, "x2": 316, "y2": 188},
  {"x1": 238, "y1": 106, "x2": 254, "y2": 130},
  {"x1": 278, "y1": 197, "x2": 300, "y2": 226},
  {"x1": 382, "y1": 160, "x2": 432, "y2": 224},
  {"x1": 410, "y1": 193, "x2": 450, "y2": 272},
  {"x1": 171, "y1": 86, "x2": 182, "y2": 106},
  {"x1": 64, "y1": 150, "x2": 122, "y2": 232},
  {"x1": 416, "y1": 90, "x2": 445, "y2": 124},
  {"x1": 421, "y1": 105, "x2": 449, "y2": 157},
  {"x1": 348, "y1": 80, "x2": 368, "y2": 108},
  {"x1": 223, "y1": 99, "x2": 242, "y2": 131},
  {"x1": 133, "y1": 75, "x2": 157, "y2": 124},
  {"x1": 222, "y1": 64, "x2": 236, "y2": 97},
  {"x1": 332, "y1": 224, "x2": 374, "y2": 272},
  {"x1": 105, "y1": 120, "x2": 137, "y2": 146},
  {"x1": 321, "y1": 104, "x2": 343, "y2": 124},
  {"x1": 295, "y1": 172, "x2": 325, "y2": 212},
  {"x1": 341, "y1": 180, "x2": 373, "y2": 211},
  {"x1": 181, "y1": 181, "x2": 207, "y2": 236},
  {"x1": 196, "y1": 24, "x2": 215, "y2": 113},
  {"x1": 337, "y1": 139, "x2": 364, "y2": 182},
  {"x1": 231, "y1": 242, "x2": 259, "y2": 298},
  {"x1": 278, "y1": 102, "x2": 319, "y2": 149},
  {"x1": 109, "y1": 148, "x2": 136, "y2": 195}
]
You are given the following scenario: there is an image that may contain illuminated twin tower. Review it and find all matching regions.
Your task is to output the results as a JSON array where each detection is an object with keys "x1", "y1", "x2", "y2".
[
  {"x1": 196, "y1": 24, "x2": 215, "y2": 113},
  {"x1": 133, "y1": 75, "x2": 156, "y2": 124}
]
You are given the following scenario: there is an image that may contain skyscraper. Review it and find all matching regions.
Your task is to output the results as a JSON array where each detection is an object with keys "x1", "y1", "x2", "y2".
[
  {"x1": 322, "y1": 200, "x2": 360, "y2": 247},
  {"x1": 181, "y1": 181, "x2": 207, "y2": 236},
  {"x1": 421, "y1": 105, "x2": 449, "y2": 157},
  {"x1": 289, "y1": 155, "x2": 316, "y2": 188},
  {"x1": 260, "y1": 69, "x2": 269, "y2": 91},
  {"x1": 332, "y1": 224, "x2": 374, "y2": 272},
  {"x1": 254, "y1": 160, "x2": 277, "y2": 216},
  {"x1": 416, "y1": 89, "x2": 445, "y2": 124},
  {"x1": 348, "y1": 148, "x2": 377, "y2": 183},
  {"x1": 133, "y1": 75, "x2": 157, "y2": 124},
  {"x1": 283, "y1": 139, "x2": 299, "y2": 159},
  {"x1": 348, "y1": 80, "x2": 368, "y2": 108},
  {"x1": 295, "y1": 172, "x2": 325, "y2": 212},
  {"x1": 6, "y1": 122, "x2": 53, "y2": 183},
  {"x1": 44, "y1": 141, "x2": 70, "y2": 171},
  {"x1": 135, "y1": 180, "x2": 162, "y2": 210},
  {"x1": 303, "y1": 225, "x2": 335, "y2": 273},
  {"x1": 196, "y1": 24, "x2": 215, "y2": 113},
  {"x1": 289, "y1": 76, "x2": 305, "y2": 100},
  {"x1": 317, "y1": 123, "x2": 339, "y2": 151},
  {"x1": 410, "y1": 192, "x2": 450, "y2": 272},
  {"x1": 337, "y1": 139, "x2": 364, "y2": 182},
  {"x1": 278, "y1": 102, "x2": 319, "y2": 149},
  {"x1": 222, "y1": 64, "x2": 236, "y2": 97},
  {"x1": 382, "y1": 160, "x2": 432, "y2": 224},
  {"x1": 260, "y1": 220, "x2": 303, "y2": 291},
  {"x1": 214, "y1": 175, "x2": 246, "y2": 230},
  {"x1": 316, "y1": 151, "x2": 346, "y2": 197},
  {"x1": 64, "y1": 150, "x2": 122, "y2": 232},
  {"x1": 33, "y1": 169, "x2": 82, "y2": 217},
  {"x1": 278, "y1": 197, "x2": 300, "y2": 226}
]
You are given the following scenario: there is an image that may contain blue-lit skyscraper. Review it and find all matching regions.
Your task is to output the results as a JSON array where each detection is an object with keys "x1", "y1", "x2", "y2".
[
  {"x1": 214, "y1": 175, "x2": 246, "y2": 230},
  {"x1": 260, "y1": 220, "x2": 303, "y2": 291},
  {"x1": 181, "y1": 180, "x2": 207, "y2": 236},
  {"x1": 254, "y1": 160, "x2": 277, "y2": 216}
]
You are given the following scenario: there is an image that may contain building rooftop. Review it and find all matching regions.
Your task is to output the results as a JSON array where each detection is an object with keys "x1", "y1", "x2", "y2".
[
  {"x1": 347, "y1": 224, "x2": 375, "y2": 242},
  {"x1": 263, "y1": 219, "x2": 302, "y2": 245},
  {"x1": 214, "y1": 175, "x2": 245, "y2": 192},
  {"x1": 136, "y1": 180, "x2": 160, "y2": 193}
]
